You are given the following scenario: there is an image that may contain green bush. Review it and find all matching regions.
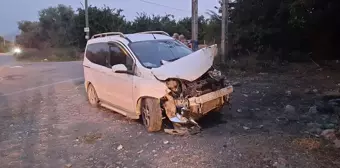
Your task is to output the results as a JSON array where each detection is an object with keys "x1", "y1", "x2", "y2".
[{"x1": 0, "y1": 45, "x2": 9, "y2": 53}]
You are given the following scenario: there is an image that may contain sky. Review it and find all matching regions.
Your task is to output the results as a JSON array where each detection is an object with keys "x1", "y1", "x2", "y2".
[{"x1": 0, "y1": 0, "x2": 220, "y2": 39}]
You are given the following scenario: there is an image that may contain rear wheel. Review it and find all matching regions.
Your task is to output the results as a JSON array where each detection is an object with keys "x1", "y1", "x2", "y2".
[
  {"x1": 141, "y1": 98, "x2": 162, "y2": 132},
  {"x1": 87, "y1": 84, "x2": 99, "y2": 107}
]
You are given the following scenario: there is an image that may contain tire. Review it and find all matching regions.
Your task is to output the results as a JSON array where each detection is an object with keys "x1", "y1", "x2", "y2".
[
  {"x1": 141, "y1": 98, "x2": 163, "y2": 132},
  {"x1": 87, "y1": 83, "x2": 99, "y2": 107}
]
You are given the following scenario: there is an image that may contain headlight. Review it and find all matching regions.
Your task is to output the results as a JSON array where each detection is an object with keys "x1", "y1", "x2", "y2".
[
  {"x1": 165, "y1": 79, "x2": 181, "y2": 93},
  {"x1": 208, "y1": 69, "x2": 224, "y2": 81},
  {"x1": 13, "y1": 48, "x2": 22, "y2": 54}
]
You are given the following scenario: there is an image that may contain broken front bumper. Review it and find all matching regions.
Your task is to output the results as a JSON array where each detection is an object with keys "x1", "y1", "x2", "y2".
[{"x1": 188, "y1": 86, "x2": 233, "y2": 115}]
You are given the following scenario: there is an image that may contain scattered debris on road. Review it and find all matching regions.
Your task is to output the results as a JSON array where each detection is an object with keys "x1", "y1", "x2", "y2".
[
  {"x1": 321, "y1": 129, "x2": 337, "y2": 141},
  {"x1": 272, "y1": 157, "x2": 289, "y2": 168},
  {"x1": 117, "y1": 144, "x2": 123, "y2": 151},
  {"x1": 65, "y1": 163, "x2": 72, "y2": 168},
  {"x1": 2, "y1": 61, "x2": 340, "y2": 167},
  {"x1": 78, "y1": 132, "x2": 102, "y2": 144},
  {"x1": 284, "y1": 105, "x2": 295, "y2": 114},
  {"x1": 164, "y1": 128, "x2": 187, "y2": 136},
  {"x1": 232, "y1": 81, "x2": 241, "y2": 87},
  {"x1": 243, "y1": 126, "x2": 250, "y2": 130}
]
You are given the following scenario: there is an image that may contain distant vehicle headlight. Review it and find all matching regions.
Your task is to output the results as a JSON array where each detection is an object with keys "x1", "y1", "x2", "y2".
[{"x1": 13, "y1": 48, "x2": 22, "y2": 54}]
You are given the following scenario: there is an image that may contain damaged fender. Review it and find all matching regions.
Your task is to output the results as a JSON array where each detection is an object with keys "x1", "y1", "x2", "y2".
[{"x1": 133, "y1": 77, "x2": 168, "y2": 116}]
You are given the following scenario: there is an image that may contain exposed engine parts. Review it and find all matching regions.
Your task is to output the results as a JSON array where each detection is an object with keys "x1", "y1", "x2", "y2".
[
  {"x1": 165, "y1": 79, "x2": 181, "y2": 94},
  {"x1": 161, "y1": 68, "x2": 230, "y2": 126},
  {"x1": 182, "y1": 68, "x2": 226, "y2": 98},
  {"x1": 208, "y1": 69, "x2": 224, "y2": 81}
]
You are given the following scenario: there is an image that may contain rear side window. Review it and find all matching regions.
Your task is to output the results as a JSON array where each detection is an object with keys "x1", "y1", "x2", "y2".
[{"x1": 85, "y1": 43, "x2": 110, "y2": 67}]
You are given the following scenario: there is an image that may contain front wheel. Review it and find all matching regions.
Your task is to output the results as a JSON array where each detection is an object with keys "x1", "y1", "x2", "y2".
[{"x1": 141, "y1": 98, "x2": 163, "y2": 132}]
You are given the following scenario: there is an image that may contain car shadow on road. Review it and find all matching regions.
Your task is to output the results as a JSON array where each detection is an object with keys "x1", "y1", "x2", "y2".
[{"x1": 197, "y1": 110, "x2": 228, "y2": 129}]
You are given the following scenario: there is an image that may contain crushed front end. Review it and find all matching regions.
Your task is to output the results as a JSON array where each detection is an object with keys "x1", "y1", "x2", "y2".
[{"x1": 160, "y1": 67, "x2": 233, "y2": 126}]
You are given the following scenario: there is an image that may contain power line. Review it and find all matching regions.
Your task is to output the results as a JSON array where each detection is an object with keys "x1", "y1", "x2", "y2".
[
  {"x1": 139, "y1": 0, "x2": 190, "y2": 13},
  {"x1": 138, "y1": 0, "x2": 206, "y2": 16}
]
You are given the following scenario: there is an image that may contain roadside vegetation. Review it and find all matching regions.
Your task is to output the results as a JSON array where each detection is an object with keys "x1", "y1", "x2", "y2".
[
  {"x1": 0, "y1": 36, "x2": 11, "y2": 53},
  {"x1": 14, "y1": 0, "x2": 339, "y2": 63},
  {"x1": 15, "y1": 48, "x2": 82, "y2": 62}
]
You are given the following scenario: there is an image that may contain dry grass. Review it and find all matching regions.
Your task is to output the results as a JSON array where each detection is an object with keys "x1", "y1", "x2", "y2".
[{"x1": 292, "y1": 138, "x2": 321, "y2": 150}]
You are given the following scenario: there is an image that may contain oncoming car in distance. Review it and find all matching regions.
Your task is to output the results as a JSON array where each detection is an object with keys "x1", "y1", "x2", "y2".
[{"x1": 83, "y1": 31, "x2": 233, "y2": 132}]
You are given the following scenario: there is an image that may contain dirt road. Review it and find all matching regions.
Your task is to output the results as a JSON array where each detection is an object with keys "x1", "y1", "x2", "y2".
[{"x1": 0, "y1": 55, "x2": 339, "y2": 168}]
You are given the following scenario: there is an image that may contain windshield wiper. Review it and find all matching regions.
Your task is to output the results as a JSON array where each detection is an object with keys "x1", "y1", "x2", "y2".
[
  {"x1": 167, "y1": 57, "x2": 180, "y2": 62},
  {"x1": 160, "y1": 58, "x2": 179, "y2": 66}
]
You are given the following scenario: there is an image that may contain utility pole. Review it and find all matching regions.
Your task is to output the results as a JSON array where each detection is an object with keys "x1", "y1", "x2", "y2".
[
  {"x1": 221, "y1": 0, "x2": 228, "y2": 63},
  {"x1": 84, "y1": 0, "x2": 90, "y2": 40},
  {"x1": 191, "y1": 0, "x2": 198, "y2": 51}
]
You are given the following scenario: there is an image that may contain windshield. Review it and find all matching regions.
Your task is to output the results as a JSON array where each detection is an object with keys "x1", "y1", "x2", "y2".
[{"x1": 129, "y1": 40, "x2": 193, "y2": 68}]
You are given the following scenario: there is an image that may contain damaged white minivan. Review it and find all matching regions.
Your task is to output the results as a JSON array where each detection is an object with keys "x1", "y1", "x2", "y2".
[{"x1": 83, "y1": 31, "x2": 233, "y2": 132}]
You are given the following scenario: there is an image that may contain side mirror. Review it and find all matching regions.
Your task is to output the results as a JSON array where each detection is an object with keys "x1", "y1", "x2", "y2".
[
  {"x1": 112, "y1": 64, "x2": 134, "y2": 75},
  {"x1": 112, "y1": 64, "x2": 128, "y2": 72}
]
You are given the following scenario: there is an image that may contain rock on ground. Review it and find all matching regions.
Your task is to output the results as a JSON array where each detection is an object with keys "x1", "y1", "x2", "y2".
[{"x1": 321, "y1": 129, "x2": 336, "y2": 141}]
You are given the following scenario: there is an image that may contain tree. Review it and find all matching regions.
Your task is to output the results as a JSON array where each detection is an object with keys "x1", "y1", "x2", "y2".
[
  {"x1": 215, "y1": 0, "x2": 340, "y2": 60},
  {"x1": 74, "y1": 6, "x2": 127, "y2": 48},
  {"x1": 16, "y1": 21, "x2": 42, "y2": 48},
  {"x1": 15, "y1": 2, "x2": 340, "y2": 61},
  {"x1": 38, "y1": 4, "x2": 76, "y2": 47},
  {"x1": 0, "y1": 36, "x2": 5, "y2": 52}
]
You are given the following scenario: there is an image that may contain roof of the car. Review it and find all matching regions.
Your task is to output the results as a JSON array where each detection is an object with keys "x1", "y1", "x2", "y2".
[
  {"x1": 87, "y1": 33, "x2": 173, "y2": 45},
  {"x1": 125, "y1": 33, "x2": 173, "y2": 42}
]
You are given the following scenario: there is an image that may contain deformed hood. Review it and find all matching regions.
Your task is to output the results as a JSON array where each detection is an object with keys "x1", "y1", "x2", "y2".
[{"x1": 151, "y1": 44, "x2": 218, "y2": 82}]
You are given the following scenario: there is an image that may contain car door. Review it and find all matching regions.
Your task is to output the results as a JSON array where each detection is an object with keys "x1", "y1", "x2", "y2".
[
  {"x1": 84, "y1": 43, "x2": 110, "y2": 100},
  {"x1": 102, "y1": 42, "x2": 135, "y2": 113}
]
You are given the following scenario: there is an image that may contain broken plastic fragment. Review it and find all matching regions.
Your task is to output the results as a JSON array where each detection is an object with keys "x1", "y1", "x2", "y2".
[
  {"x1": 164, "y1": 129, "x2": 187, "y2": 135},
  {"x1": 169, "y1": 113, "x2": 188, "y2": 123}
]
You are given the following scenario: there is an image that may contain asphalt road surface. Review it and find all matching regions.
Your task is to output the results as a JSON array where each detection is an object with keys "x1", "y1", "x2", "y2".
[
  {"x1": 0, "y1": 55, "x2": 339, "y2": 168},
  {"x1": 0, "y1": 54, "x2": 15, "y2": 66}
]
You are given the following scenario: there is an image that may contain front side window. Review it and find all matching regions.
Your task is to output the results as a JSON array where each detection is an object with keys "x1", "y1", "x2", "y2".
[
  {"x1": 129, "y1": 39, "x2": 193, "y2": 68},
  {"x1": 109, "y1": 44, "x2": 133, "y2": 70}
]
